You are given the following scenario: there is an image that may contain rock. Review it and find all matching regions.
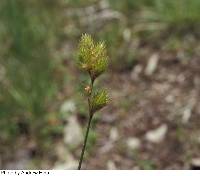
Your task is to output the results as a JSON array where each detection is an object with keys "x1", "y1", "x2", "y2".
[
  {"x1": 131, "y1": 65, "x2": 143, "y2": 81},
  {"x1": 182, "y1": 97, "x2": 196, "y2": 124},
  {"x1": 99, "y1": 0, "x2": 109, "y2": 10},
  {"x1": 60, "y1": 100, "x2": 76, "y2": 117},
  {"x1": 107, "y1": 160, "x2": 116, "y2": 170},
  {"x1": 53, "y1": 151, "x2": 78, "y2": 169},
  {"x1": 126, "y1": 137, "x2": 141, "y2": 150},
  {"x1": 145, "y1": 124, "x2": 168, "y2": 143},
  {"x1": 53, "y1": 142, "x2": 78, "y2": 169},
  {"x1": 53, "y1": 162, "x2": 77, "y2": 170},
  {"x1": 182, "y1": 107, "x2": 192, "y2": 124},
  {"x1": 123, "y1": 28, "x2": 131, "y2": 42},
  {"x1": 55, "y1": 143, "x2": 69, "y2": 162},
  {"x1": 165, "y1": 95, "x2": 175, "y2": 103},
  {"x1": 64, "y1": 116, "x2": 83, "y2": 148},
  {"x1": 190, "y1": 158, "x2": 200, "y2": 170},
  {"x1": 145, "y1": 53, "x2": 159, "y2": 76},
  {"x1": 109, "y1": 127, "x2": 119, "y2": 142}
]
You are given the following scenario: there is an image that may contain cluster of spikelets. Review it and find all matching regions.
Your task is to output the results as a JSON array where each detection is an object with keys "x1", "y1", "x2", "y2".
[
  {"x1": 78, "y1": 34, "x2": 108, "y2": 81},
  {"x1": 78, "y1": 34, "x2": 109, "y2": 115}
]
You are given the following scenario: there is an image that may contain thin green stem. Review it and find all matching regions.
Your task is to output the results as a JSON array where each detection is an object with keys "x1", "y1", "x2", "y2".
[
  {"x1": 77, "y1": 112, "x2": 93, "y2": 170},
  {"x1": 77, "y1": 78, "x2": 95, "y2": 170}
]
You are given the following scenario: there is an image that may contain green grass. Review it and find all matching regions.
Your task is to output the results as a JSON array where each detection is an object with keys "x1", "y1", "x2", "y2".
[
  {"x1": 140, "y1": 0, "x2": 200, "y2": 33},
  {"x1": 0, "y1": 0, "x2": 63, "y2": 151}
]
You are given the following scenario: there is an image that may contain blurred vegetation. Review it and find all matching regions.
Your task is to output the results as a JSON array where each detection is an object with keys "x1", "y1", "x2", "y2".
[
  {"x1": 65, "y1": 0, "x2": 200, "y2": 71},
  {"x1": 139, "y1": 0, "x2": 200, "y2": 34},
  {"x1": 0, "y1": 0, "x2": 64, "y2": 155},
  {"x1": 0, "y1": 0, "x2": 200, "y2": 168}
]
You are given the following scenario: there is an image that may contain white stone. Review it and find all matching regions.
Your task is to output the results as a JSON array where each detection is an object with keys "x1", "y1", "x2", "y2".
[
  {"x1": 145, "y1": 53, "x2": 159, "y2": 76},
  {"x1": 60, "y1": 100, "x2": 76, "y2": 115},
  {"x1": 53, "y1": 158, "x2": 78, "y2": 170},
  {"x1": 123, "y1": 28, "x2": 131, "y2": 42},
  {"x1": 99, "y1": 0, "x2": 109, "y2": 9},
  {"x1": 182, "y1": 107, "x2": 192, "y2": 124},
  {"x1": 126, "y1": 137, "x2": 141, "y2": 150},
  {"x1": 191, "y1": 158, "x2": 200, "y2": 167},
  {"x1": 64, "y1": 116, "x2": 83, "y2": 148},
  {"x1": 165, "y1": 95, "x2": 175, "y2": 103},
  {"x1": 131, "y1": 65, "x2": 143, "y2": 80},
  {"x1": 145, "y1": 124, "x2": 168, "y2": 143},
  {"x1": 109, "y1": 127, "x2": 119, "y2": 142},
  {"x1": 53, "y1": 143, "x2": 78, "y2": 169},
  {"x1": 182, "y1": 97, "x2": 196, "y2": 124},
  {"x1": 107, "y1": 160, "x2": 116, "y2": 170}
]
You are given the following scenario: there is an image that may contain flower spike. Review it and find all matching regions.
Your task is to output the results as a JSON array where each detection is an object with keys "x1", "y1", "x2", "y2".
[{"x1": 77, "y1": 34, "x2": 109, "y2": 170}]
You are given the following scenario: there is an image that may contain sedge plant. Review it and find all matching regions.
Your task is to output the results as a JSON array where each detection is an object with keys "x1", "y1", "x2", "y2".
[{"x1": 77, "y1": 34, "x2": 109, "y2": 170}]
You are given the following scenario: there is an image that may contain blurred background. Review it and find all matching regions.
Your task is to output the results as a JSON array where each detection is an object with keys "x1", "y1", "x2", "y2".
[{"x1": 0, "y1": 0, "x2": 200, "y2": 169}]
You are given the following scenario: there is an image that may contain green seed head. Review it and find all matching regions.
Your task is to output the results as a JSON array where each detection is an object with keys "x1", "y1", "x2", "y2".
[
  {"x1": 90, "y1": 89, "x2": 109, "y2": 114},
  {"x1": 78, "y1": 34, "x2": 108, "y2": 80}
]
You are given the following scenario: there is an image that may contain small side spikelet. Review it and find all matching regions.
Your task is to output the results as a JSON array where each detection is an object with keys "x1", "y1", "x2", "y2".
[
  {"x1": 90, "y1": 89, "x2": 109, "y2": 114},
  {"x1": 78, "y1": 34, "x2": 108, "y2": 80}
]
